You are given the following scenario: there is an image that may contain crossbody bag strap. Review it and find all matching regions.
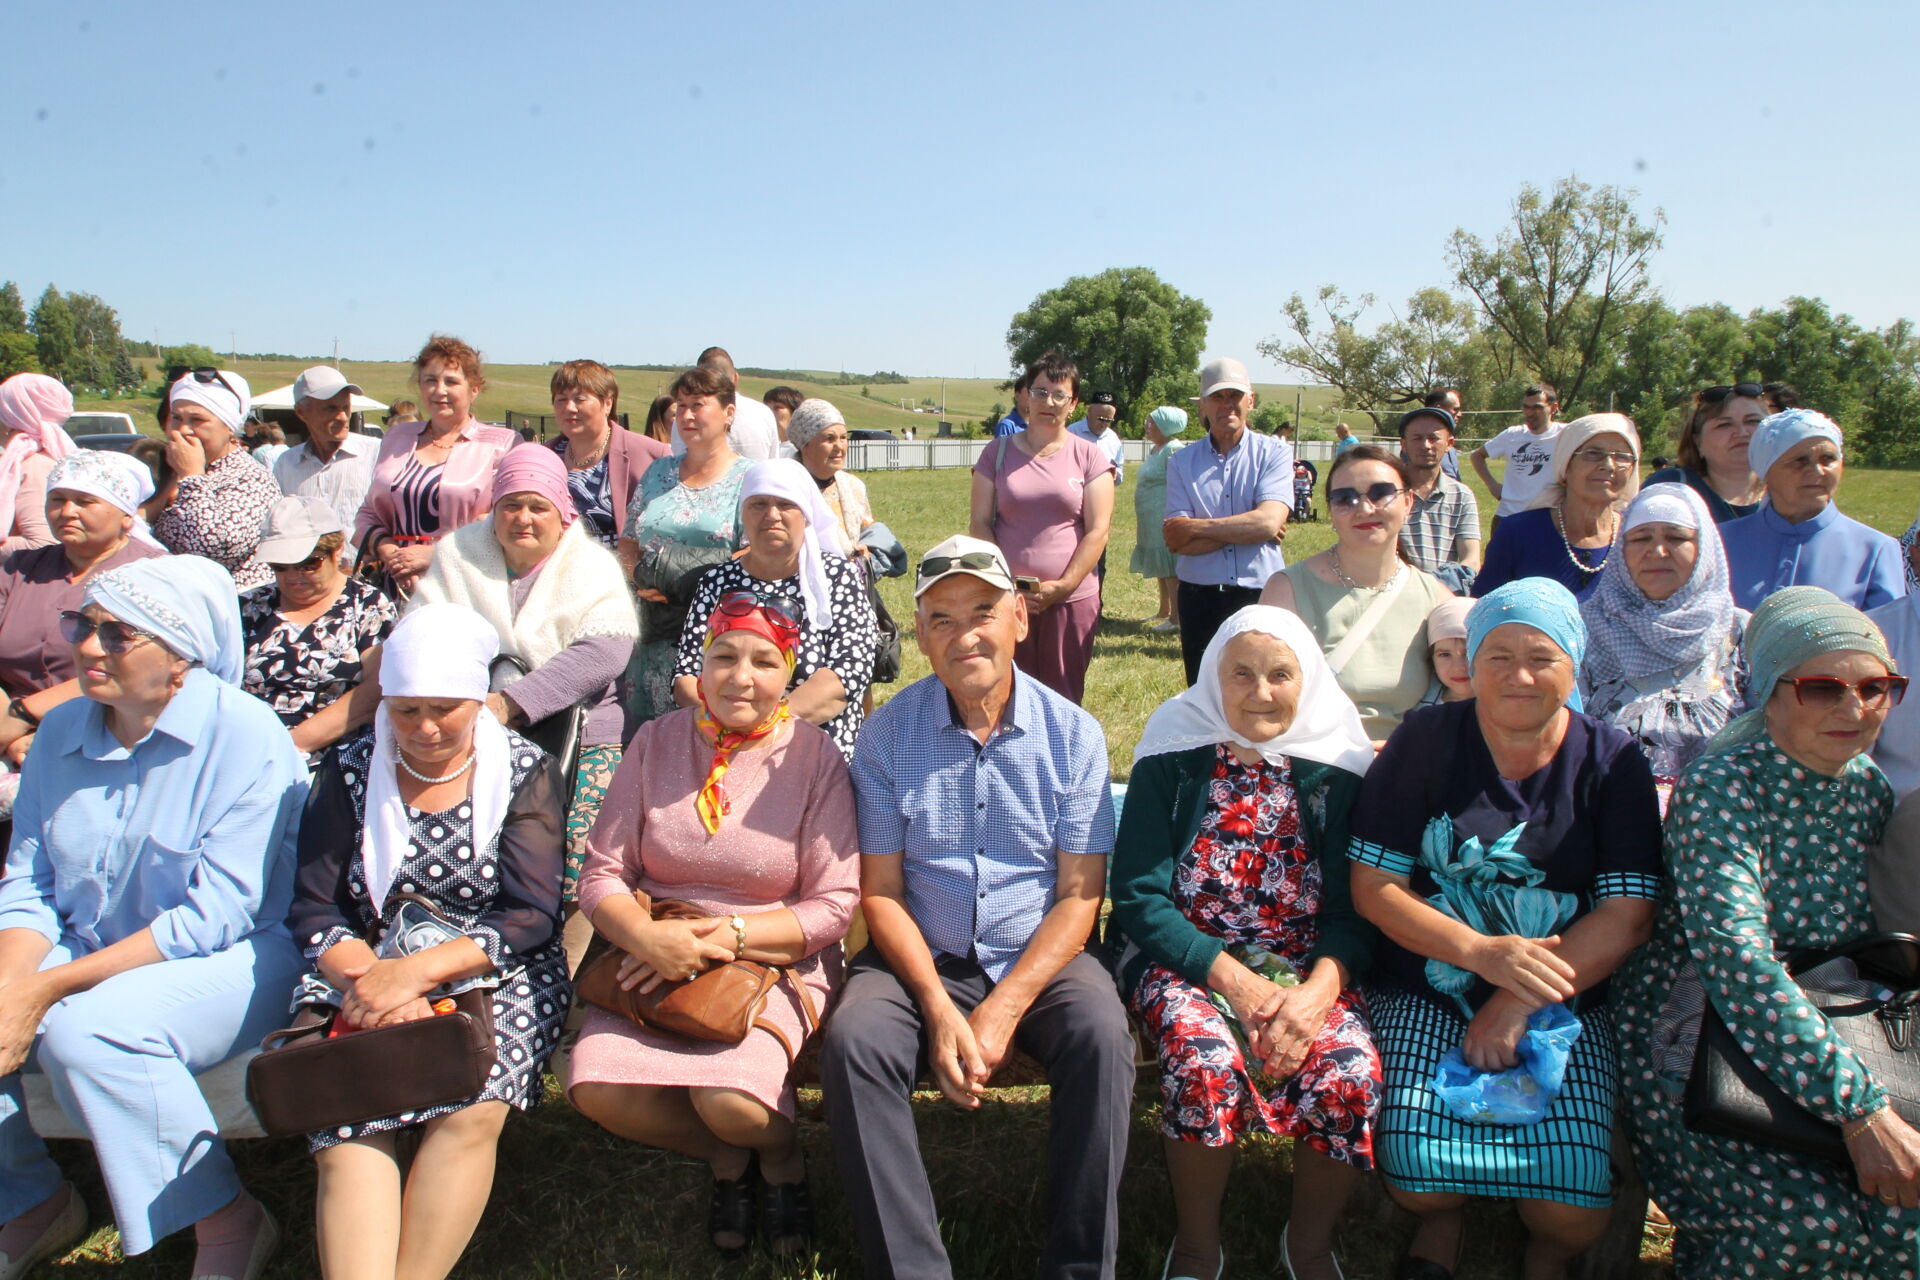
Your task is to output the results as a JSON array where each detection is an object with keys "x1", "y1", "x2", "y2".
[{"x1": 1324, "y1": 569, "x2": 1410, "y2": 672}]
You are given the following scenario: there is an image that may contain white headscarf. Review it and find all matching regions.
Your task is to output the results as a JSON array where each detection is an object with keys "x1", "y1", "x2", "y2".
[
  {"x1": 363, "y1": 604, "x2": 512, "y2": 915},
  {"x1": 1525, "y1": 412, "x2": 1641, "y2": 511},
  {"x1": 167, "y1": 370, "x2": 252, "y2": 436},
  {"x1": 1133, "y1": 605, "x2": 1374, "y2": 774},
  {"x1": 83, "y1": 555, "x2": 243, "y2": 683},
  {"x1": 46, "y1": 448, "x2": 153, "y2": 517},
  {"x1": 738, "y1": 458, "x2": 846, "y2": 627}
]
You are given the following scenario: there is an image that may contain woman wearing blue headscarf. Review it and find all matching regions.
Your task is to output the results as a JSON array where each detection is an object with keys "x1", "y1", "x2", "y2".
[
  {"x1": 1579, "y1": 483, "x2": 1747, "y2": 813},
  {"x1": 1347, "y1": 580, "x2": 1663, "y2": 1280},
  {"x1": 1616, "y1": 587, "x2": 1920, "y2": 1278},
  {"x1": 1720, "y1": 409, "x2": 1906, "y2": 611},
  {"x1": 0, "y1": 555, "x2": 307, "y2": 1277}
]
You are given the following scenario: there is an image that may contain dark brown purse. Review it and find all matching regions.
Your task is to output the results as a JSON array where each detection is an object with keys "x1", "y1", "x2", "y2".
[{"x1": 575, "y1": 893, "x2": 820, "y2": 1060}]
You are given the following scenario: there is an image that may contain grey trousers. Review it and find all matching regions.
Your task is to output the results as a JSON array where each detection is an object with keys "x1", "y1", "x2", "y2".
[{"x1": 819, "y1": 948, "x2": 1135, "y2": 1280}]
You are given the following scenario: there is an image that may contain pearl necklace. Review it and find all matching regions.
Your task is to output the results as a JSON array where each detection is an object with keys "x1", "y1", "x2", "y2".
[
  {"x1": 398, "y1": 750, "x2": 475, "y2": 785},
  {"x1": 1551, "y1": 504, "x2": 1614, "y2": 576},
  {"x1": 1329, "y1": 546, "x2": 1404, "y2": 591}
]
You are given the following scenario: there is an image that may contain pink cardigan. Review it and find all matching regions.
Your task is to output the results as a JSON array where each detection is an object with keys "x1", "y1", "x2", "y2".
[{"x1": 353, "y1": 418, "x2": 520, "y2": 548}]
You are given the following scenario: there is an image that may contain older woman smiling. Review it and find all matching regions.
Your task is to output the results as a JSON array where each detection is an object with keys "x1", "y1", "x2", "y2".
[{"x1": 1475, "y1": 413, "x2": 1643, "y2": 601}]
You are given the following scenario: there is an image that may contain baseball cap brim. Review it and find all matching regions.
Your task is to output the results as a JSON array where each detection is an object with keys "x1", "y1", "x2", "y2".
[{"x1": 257, "y1": 530, "x2": 325, "y2": 564}]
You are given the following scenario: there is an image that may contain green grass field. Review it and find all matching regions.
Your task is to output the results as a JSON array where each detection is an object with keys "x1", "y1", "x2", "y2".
[{"x1": 41, "y1": 457, "x2": 1920, "y2": 1277}]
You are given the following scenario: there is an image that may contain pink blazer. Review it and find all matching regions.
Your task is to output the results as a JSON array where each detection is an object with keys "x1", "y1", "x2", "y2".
[
  {"x1": 605, "y1": 426, "x2": 670, "y2": 524},
  {"x1": 354, "y1": 418, "x2": 520, "y2": 547}
]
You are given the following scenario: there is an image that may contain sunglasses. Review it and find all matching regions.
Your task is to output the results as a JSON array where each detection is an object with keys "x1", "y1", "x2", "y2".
[
  {"x1": 712, "y1": 590, "x2": 802, "y2": 647},
  {"x1": 180, "y1": 367, "x2": 246, "y2": 403},
  {"x1": 917, "y1": 550, "x2": 1007, "y2": 581},
  {"x1": 1776, "y1": 674, "x2": 1909, "y2": 709},
  {"x1": 270, "y1": 549, "x2": 331, "y2": 572},
  {"x1": 58, "y1": 610, "x2": 160, "y2": 656},
  {"x1": 1699, "y1": 382, "x2": 1765, "y2": 403},
  {"x1": 1328, "y1": 482, "x2": 1407, "y2": 511}
]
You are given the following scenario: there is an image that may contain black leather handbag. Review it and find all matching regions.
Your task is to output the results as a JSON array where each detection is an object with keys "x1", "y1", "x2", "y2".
[{"x1": 1684, "y1": 932, "x2": 1920, "y2": 1160}]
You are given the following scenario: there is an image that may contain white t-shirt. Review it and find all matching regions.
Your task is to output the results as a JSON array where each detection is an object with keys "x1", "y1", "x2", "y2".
[
  {"x1": 1483, "y1": 422, "x2": 1566, "y2": 516},
  {"x1": 273, "y1": 431, "x2": 379, "y2": 541},
  {"x1": 669, "y1": 393, "x2": 781, "y2": 461}
]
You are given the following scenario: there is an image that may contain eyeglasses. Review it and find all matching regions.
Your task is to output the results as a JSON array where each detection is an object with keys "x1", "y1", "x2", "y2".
[
  {"x1": 1029, "y1": 389, "x2": 1074, "y2": 406},
  {"x1": 711, "y1": 590, "x2": 802, "y2": 647},
  {"x1": 1571, "y1": 448, "x2": 1638, "y2": 470},
  {"x1": 270, "y1": 549, "x2": 331, "y2": 572},
  {"x1": 917, "y1": 550, "x2": 1007, "y2": 581},
  {"x1": 58, "y1": 610, "x2": 160, "y2": 655},
  {"x1": 1776, "y1": 674, "x2": 1909, "y2": 709},
  {"x1": 1328, "y1": 483, "x2": 1407, "y2": 510},
  {"x1": 1700, "y1": 382, "x2": 1765, "y2": 403}
]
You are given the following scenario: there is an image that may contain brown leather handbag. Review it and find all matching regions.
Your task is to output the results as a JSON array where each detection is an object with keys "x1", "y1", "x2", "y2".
[{"x1": 576, "y1": 894, "x2": 819, "y2": 1060}]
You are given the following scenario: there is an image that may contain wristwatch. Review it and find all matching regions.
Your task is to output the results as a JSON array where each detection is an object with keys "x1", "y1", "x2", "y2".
[{"x1": 728, "y1": 915, "x2": 748, "y2": 959}]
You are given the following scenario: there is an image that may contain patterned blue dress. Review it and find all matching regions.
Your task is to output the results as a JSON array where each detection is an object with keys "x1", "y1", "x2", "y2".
[{"x1": 1348, "y1": 701, "x2": 1663, "y2": 1206}]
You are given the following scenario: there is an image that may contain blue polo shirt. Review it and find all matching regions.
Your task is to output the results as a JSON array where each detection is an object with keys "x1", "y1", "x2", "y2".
[
  {"x1": 850, "y1": 669, "x2": 1115, "y2": 981},
  {"x1": 993, "y1": 410, "x2": 1027, "y2": 438},
  {"x1": 1721, "y1": 501, "x2": 1907, "y2": 612},
  {"x1": 1163, "y1": 428, "x2": 1293, "y2": 586}
]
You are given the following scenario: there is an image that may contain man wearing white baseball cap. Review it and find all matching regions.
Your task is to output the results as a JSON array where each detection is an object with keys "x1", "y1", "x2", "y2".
[
  {"x1": 274, "y1": 366, "x2": 378, "y2": 553},
  {"x1": 1162, "y1": 356, "x2": 1293, "y2": 683}
]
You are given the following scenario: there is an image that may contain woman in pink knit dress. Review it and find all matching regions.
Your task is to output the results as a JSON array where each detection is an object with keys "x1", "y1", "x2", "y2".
[{"x1": 568, "y1": 595, "x2": 858, "y2": 1261}]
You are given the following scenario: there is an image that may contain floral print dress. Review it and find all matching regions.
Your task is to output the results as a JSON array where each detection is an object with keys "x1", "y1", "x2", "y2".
[
  {"x1": 1130, "y1": 748, "x2": 1381, "y2": 1166},
  {"x1": 1616, "y1": 742, "x2": 1916, "y2": 1279},
  {"x1": 239, "y1": 577, "x2": 397, "y2": 760}
]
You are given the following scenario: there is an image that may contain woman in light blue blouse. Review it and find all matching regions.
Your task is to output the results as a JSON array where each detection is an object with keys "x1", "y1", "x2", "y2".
[{"x1": 0, "y1": 555, "x2": 307, "y2": 1278}]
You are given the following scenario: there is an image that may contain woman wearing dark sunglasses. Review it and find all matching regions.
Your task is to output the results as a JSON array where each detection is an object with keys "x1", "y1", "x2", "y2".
[
  {"x1": 1616, "y1": 586, "x2": 1920, "y2": 1277},
  {"x1": 1259, "y1": 445, "x2": 1451, "y2": 747},
  {"x1": 1646, "y1": 383, "x2": 1769, "y2": 524}
]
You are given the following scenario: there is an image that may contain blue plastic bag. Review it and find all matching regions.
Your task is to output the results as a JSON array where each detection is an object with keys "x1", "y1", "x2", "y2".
[{"x1": 1430, "y1": 1003, "x2": 1582, "y2": 1126}]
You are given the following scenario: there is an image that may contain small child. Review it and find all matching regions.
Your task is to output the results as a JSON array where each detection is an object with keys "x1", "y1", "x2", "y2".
[{"x1": 1425, "y1": 597, "x2": 1475, "y2": 703}]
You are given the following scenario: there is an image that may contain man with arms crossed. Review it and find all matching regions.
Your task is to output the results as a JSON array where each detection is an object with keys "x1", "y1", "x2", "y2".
[
  {"x1": 1162, "y1": 357, "x2": 1291, "y2": 684},
  {"x1": 822, "y1": 535, "x2": 1132, "y2": 1280}
]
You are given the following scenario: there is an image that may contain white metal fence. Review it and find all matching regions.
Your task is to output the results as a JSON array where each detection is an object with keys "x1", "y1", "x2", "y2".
[{"x1": 843, "y1": 435, "x2": 1488, "y2": 472}]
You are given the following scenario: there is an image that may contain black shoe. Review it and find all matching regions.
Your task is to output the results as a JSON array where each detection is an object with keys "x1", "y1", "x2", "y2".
[
  {"x1": 758, "y1": 1161, "x2": 815, "y2": 1258},
  {"x1": 708, "y1": 1153, "x2": 758, "y2": 1260}
]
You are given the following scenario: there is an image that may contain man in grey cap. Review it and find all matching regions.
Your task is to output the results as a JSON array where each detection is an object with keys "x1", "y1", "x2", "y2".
[
  {"x1": 275, "y1": 365, "x2": 378, "y2": 556},
  {"x1": 1162, "y1": 356, "x2": 1293, "y2": 684}
]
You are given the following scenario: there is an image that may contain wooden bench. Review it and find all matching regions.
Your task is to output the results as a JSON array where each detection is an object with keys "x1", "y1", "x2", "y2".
[{"x1": 20, "y1": 1050, "x2": 266, "y2": 1141}]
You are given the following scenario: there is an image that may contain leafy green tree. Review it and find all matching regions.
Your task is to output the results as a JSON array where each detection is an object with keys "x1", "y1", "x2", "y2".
[
  {"x1": 1007, "y1": 267, "x2": 1210, "y2": 431},
  {"x1": 1249, "y1": 403, "x2": 1291, "y2": 434},
  {"x1": 161, "y1": 343, "x2": 221, "y2": 372},
  {"x1": 30, "y1": 287, "x2": 76, "y2": 383},
  {"x1": 0, "y1": 283, "x2": 26, "y2": 335},
  {"x1": 1259, "y1": 285, "x2": 1483, "y2": 426},
  {"x1": 110, "y1": 350, "x2": 142, "y2": 394},
  {"x1": 64, "y1": 292, "x2": 126, "y2": 390},
  {"x1": 0, "y1": 333, "x2": 38, "y2": 380},
  {"x1": 1447, "y1": 177, "x2": 1665, "y2": 407}
]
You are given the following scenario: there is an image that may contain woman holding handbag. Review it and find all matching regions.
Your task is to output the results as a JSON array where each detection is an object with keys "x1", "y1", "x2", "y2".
[
  {"x1": 1616, "y1": 587, "x2": 1920, "y2": 1278},
  {"x1": 569, "y1": 597, "x2": 858, "y2": 1261},
  {"x1": 288, "y1": 603, "x2": 568, "y2": 1280}
]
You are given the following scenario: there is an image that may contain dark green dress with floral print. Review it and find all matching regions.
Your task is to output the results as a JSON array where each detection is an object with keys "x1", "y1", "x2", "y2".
[{"x1": 1616, "y1": 741, "x2": 1917, "y2": 1279}]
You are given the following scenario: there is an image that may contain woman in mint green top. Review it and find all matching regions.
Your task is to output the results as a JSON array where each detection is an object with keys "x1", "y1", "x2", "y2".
[
  {"x1": 1130, "y1": 406, "x2": 1189, "y2": 629},
  {"x1": 1616, "y1": 587, "x2": 1920, "y2": 1278}
]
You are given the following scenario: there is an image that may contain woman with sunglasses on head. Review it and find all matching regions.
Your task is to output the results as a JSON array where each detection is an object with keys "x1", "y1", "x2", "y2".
[
  {"x1": 1260, "y1": 445, "x2": 1451, "y2": 747},
  {"x1": 570, "y1": 597, "x2": 858, "y2": 1261},
  {"x1": 671, "y1": 459, "x2": 877, "y2": 760},
  {"x1": 410, "y1": 445, "x2": 639, "y2": 968},
  {"x1": 1474, "y1": 413, "x2": 1642, "y2": 602},
  {"x1": 0, "y1": 452, "x2": 166, "y2": 805},
  {"x1": 239, "y1": 496, "x2": 397, "y2": 765},
  {"x1": 0, "y1": 556, "x2": 307, "y2": 1279},
  {"x1": 0, "y1": 373, "x2": 77, "y2": 557},
  {"x1": 1614, "y1": 587, "x2": 1920, "y2": 1277},
  {"x1": 354, "y1": 335, "x2": 518, "y2": 597},
  {"x1": 1578, "y1": 483, "x2": 1747, "y2": 814},
  {"x1": 153, "y1": 368, "x2": 283, "y2": 590},
  {"x1": 1646, "y1": 383, "x2": 1769, "y2": 524},
  {"x1": 1719, "y1": 408, "x2": 1905, "y2": 613}
]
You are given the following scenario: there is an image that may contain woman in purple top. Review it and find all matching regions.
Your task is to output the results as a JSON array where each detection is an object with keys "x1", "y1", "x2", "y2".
[{"x1": 968, "y1": 350, "x2": 1115, "y2": 703}]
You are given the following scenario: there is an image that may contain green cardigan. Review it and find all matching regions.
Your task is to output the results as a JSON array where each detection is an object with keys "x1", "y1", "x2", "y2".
[{"x1": 1103, "y1": 746, "x2": 1376, "y2": 998}]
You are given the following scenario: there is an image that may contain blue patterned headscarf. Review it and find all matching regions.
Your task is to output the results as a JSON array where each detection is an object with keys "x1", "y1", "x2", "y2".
[
  {"x1": 1580, "y1": 483, "x2": 1737, "y2": 693},
  {"x1": 1704, "y1": 585, "x2": 1893, "y2": 756},
  {"x1": 1748, "y1": 408, "x2": 1842, "y2": 482},
  {"x1": 83, "y1": 554, "x2": 244, "y2": 684},
  {"x1": 1466, "y1": 579, "x2": 1588, "y2": 711}
]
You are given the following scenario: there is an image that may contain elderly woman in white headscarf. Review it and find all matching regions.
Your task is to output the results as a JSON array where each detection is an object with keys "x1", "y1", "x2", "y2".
[
  {"x1": 671, "y1": 458, "x2": 878, "y2": 759},
  {"x1": 0, "y1": 555, "x2": 307, "y2": 1278},
  {"x1": 289, "y1": 602, "x2": 567, "y2": 1280},
  {"x1": 1474, "y1": 412, "x2": 1642, "y2": 601},
  {"x1": 1579, "y1": 482, "x2": 1747, "y2": 812},
  {"x1": 787, "y1": 398, "x2": 875, "y2": 556},
  {"x1": 0, "y1": 373, "x2": 77, "y2": 556},
  {"x1": 153, "y1": 368, "x2": 282, "y2": 590},
  {"x1": 1719, "y1": 408, "x2": 1905, "y2": 612},
  {"x1": 1105, "y1": 606, "x2": 1381, "y2": 1280}
]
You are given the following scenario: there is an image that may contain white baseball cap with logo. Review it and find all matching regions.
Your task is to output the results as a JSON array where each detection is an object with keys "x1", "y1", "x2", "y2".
[
  {"x1": 293, "y1": 365, "x2": 364, "y2": 403},
  {"x1": 914, "y1": 534, "x2": 1017, "y2": 597},
  {"x1": 1198, "y1": 357, "x2": 1253, "y2": 399}
]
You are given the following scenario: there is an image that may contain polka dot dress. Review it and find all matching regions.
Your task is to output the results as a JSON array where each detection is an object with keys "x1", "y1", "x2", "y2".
[
  {"x1": 1614, "y1": 741, "x2": 1918, "y2": 1278},
  {"x1": 304, "y1": 732, "x2": 571, "y2": 1153}
]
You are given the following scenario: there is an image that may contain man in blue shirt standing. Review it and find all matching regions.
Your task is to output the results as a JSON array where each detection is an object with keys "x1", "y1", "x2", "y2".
[
  {"x1": 1163, "y1": 356, "x2": 1292, "y2": 684},
  {"x1": 822, "y1": 535, "x2": 1131, "y2": 1280},
  {"x1": 993, "y1": 371, "x2": 1031, "y2": 437}
]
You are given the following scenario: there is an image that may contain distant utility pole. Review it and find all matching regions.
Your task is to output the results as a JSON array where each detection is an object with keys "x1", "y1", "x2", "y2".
[{"x1": 333, "y1": 338, "x2": 340, "y2": 366}]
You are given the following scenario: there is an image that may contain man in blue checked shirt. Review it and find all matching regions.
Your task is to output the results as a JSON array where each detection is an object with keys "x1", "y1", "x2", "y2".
[{"x1": 821, "y1": 534, "x2": 1133, "y2": 1280}]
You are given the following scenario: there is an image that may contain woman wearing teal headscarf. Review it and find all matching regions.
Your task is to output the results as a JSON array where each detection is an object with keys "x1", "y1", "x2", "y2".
[
  {"x1": 1347, "y1": 579, "x2": 1663, "y2": 1280},
  {"x1": 1132, "y1": 406, "x2": 1190, "y2": 633},
  {"x1": 1617, "y1": 586, "x2": 1920, "y2": 1278}
]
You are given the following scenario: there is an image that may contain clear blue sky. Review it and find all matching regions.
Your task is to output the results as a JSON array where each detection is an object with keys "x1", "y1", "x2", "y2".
[{"x1": 6, "y1": 1, "x2": 1916, "y2": 382}]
